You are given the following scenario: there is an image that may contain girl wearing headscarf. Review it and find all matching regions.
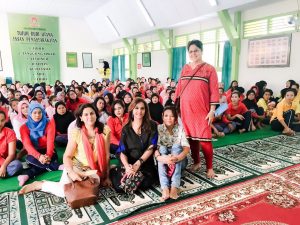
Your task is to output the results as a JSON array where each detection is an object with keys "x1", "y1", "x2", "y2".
[
  {"x1": 45, "y1": 95, "x2": 57, "y2": 119},
  {"x1": 18, "y1": 103, "x2": 60, "y2": 186},
  {"x1": 148, "y1": 93, "x2": 164, "y2": 124},
  {"x1": 12, "y1": 100, "x2": 29, "y2": 152},
  {"x1": 56, "y1": 91, "x2": 66, "y2": 102},
  {"x1": 242, "y1": 90, "x2": 265, "y2": 129},
  {"x1": 53, "y1": 101, "x2": 75, "y2": 147}
]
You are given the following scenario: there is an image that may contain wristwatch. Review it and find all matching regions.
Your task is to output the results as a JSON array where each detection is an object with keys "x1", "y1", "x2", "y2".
[{"x1": 138, "y1": 158, "x2": 144, "y2": 164}]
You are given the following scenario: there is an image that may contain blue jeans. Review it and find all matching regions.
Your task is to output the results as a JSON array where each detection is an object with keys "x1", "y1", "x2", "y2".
[
  {"x1": 158, "y1": 144, "x2": 183, "y2": 189},
  {"x1": 6, "y1": 160, "x2": 23, "y2": 177}
]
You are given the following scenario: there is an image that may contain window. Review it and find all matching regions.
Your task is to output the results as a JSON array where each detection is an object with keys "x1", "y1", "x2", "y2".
[
  {"x1": 144, "y1": 42, "x2": 152, "y2": 52},
  {"x1": 243, "y1": 19, "x2": 268, "y2": 38},
  {"x1": 125, "y1": 55, "x2": 130, "y2": 79},
  {"x1": 243, "y1": 12, "x2": 298, "y2": 38},
  {"x1": 201, "y1": 30, "x2": 216, "y2": 43},
  {"x1": 203, "y1": 43, "x2": 216, "y2": 66},
  {"x1": 137, "y1": 44, "x2": 144, "y2": 53},
  {"x1": 217, "y1": 42, "x2": 225, "y2": 68},
  {"x1": 177, "y1": 28, "x2": 228, "y2": 71},
  {"x1": 175, "y1": 35, "x2": 187, "y2": 47},
  {"x1": 188, "y1": 32, "x2": 200, "y2": 41},
  {"x1": 269, "y1": 14, "x2": 295, "y2": 34},
  {"x1": 152, "y1": 40, "x2": 160, "y2": 50}
]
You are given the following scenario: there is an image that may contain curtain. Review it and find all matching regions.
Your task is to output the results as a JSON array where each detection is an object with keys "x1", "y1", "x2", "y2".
[
  {"x1": 112, "y1": 56, "x2": 119, "y2": 81},
  {"x1": 119, "y1": 55, "x2": 126, "y2": 82},
  {"x1": 172, "y1": 47, "x2": 186, "y2": 81},
  {"x1": 222, "y1": 41, "x2": 232, "y2": 90}
]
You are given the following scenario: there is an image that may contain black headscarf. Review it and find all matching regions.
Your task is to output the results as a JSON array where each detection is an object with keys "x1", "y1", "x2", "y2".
[
  {"x1": 148, "y1": 93, "x2": 163, "y2": 124},
  {"x1": 242, "y1": 90, "x2": 259, "y2": 111},
  {"x1": 53, "y1": 101, "x2": 75, "y2": 134}
]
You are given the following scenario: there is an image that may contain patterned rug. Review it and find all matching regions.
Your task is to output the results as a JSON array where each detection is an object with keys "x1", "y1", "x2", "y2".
[
  {"x1": 115, "y1": 164, "x2": 300, "y2": 225},
  {"x1": 1, "y1": 135, "x2": 299, "y2": 225}
]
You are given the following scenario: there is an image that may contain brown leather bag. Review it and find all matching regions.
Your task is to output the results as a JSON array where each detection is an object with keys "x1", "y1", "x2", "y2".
[{"x1": 64, "y1": 177, "x2": 100, "y2": 209}]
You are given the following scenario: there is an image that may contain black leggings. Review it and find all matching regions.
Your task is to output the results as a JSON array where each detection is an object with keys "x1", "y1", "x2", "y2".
[
  {"x1": 271, "y1": 110, "x2": 297, "y2": 131},
  {"x1": 233, "y1": 111, "x2": 252, "y2": 131}
]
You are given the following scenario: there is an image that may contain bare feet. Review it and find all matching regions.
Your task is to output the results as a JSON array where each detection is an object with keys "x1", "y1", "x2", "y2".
[
  {"x1": 207, "y1": 169, "x2": 215, "y2": 179},
  {"x1": 217, "y1": 132, "x2": 225, "y2": 137},
  {"x1": 170, "y1": 187, "x2": 179, "y2": 200},
  {"x1": 239, "y1": 128, "x2": 246, "y2": 134},
  {"x1": 160, "y1": 188, "x2": 170, "y2": 201},
  {"x1": 19, "y1": 181, "x2": 43, "y2": 195},
  {"x1": 189, "y1": 163, "x2": 201, "y2": 172},
  {"x1": 58, "y1": 164, "x2": 64, "y2": 170},
  {"x1": 251, "y1": 124, "x2": 256, "y2": 131},
  {"x1": 18, "y1": 175, "x2": 29, "y2": 186}
]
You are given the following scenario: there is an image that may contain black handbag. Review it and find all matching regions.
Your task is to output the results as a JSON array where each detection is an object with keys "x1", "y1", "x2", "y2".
[{"x1": 175, "y1": 63, "x2": 206, "y2": 114}]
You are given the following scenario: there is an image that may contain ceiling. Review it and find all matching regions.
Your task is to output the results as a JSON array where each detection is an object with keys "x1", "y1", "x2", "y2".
[{"x1": 0, "y1": 0, "x2": 284, "y2": 44}]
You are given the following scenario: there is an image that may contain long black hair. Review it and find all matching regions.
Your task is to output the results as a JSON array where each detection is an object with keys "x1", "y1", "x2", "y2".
[{"x1": 127, "y1": 97, "x2": 152, "y2": 134}]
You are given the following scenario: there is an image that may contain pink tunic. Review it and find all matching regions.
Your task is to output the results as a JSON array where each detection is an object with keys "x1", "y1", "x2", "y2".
[{"x1": 175, "y1": 63, "x2": 219, "y2": 141}]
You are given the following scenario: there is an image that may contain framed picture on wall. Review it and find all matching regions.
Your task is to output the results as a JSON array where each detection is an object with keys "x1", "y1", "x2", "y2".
[
  {"x1": 66, "y1": 52, "x2": 78, "y2": 67},
  {"x1": 142, "y1": 52, "x2": 151, "y2": 67},
  {"x1": 82, "y1": 52, "x2": 93, "y2": 68},
  {"x1": 247, "y1": 34, "x2": 291, "y2": 67},
  {"x1": 0, "y1": 51, "x2": 3, "y2": 71}
]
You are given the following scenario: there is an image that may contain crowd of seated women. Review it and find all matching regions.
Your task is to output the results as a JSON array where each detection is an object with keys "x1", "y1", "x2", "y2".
[{"x1": 0, "y1": 76, "x2": 299, "y2": 202}]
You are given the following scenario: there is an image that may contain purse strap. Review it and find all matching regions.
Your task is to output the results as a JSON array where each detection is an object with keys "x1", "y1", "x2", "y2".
[{"x1": 177, "y1": 63, "x2": 206, "y2": 98}]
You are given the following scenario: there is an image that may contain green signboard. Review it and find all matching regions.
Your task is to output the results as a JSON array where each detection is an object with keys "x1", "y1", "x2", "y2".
[{"x1": 8, "y1": 14, "x2": 60, "y2": 84}]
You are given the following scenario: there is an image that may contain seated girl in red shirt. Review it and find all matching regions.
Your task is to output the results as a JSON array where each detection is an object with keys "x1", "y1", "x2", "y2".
[
  {"x1": 225, "y1": 91, "x2": 254, "y2": 133},
  {"x1": 18, "y1": 103, "x2": 61, "y2": 186},
  {"x1": 66, "y1": 90, "x2": 88, "y2": 113},
  {"x1": 0, "y1": 110, "x2": 22, "y2": 178},
  {"x1": 107, "y1": 100, "x2": 129, "y2": 156}
]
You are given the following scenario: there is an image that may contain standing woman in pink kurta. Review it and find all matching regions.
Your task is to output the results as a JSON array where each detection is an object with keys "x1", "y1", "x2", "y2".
[{"x1": 175, "y1": 40, "x2": 219, "y2": 178}]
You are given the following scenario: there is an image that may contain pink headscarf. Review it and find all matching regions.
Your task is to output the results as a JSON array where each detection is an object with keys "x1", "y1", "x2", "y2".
[{"x1": 14, "y1": 100, "x2": 29, "y2": 124}]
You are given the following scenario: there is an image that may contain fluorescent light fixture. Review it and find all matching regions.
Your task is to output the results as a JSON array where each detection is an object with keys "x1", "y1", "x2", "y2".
[
  {"x1": 208, "y1": 0, "x2": 217, "y2": 6},
  {"x1": 136, "y1": 0, "x2": 155, "y2": 27},
  {"x1": 105, "y1": 16, "x2": 120, "y2": 37}
]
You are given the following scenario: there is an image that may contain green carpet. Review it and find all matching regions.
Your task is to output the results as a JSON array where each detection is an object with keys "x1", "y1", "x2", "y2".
[
  {"x1": 1, "y1": 131, "x2": 299, "y2": 225},
  {"x1": 212, "y1": 126, "x2": 279, "y2": 148}
]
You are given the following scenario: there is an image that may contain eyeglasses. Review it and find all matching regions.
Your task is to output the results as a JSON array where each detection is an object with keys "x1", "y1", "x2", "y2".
[{"x1": 188, "y1": 50, "x2": 200, "y2": 54}]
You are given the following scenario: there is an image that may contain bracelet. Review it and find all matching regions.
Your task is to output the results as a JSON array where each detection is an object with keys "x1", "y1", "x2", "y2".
[
  {"x1": 138, "y1": 158, "x2": 144, "y2": 164},
  {"x1": 210, "y1": 110, "x2": 216, "y2": 113}
]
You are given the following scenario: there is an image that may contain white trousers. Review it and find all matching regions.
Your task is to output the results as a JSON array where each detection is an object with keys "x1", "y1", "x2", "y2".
[{"x1": 41, "y1": 169, "x2": 100, "y2": 198}]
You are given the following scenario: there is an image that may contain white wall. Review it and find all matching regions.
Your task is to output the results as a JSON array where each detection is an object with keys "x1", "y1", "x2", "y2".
[
  {"x1": 0, "y1": 13, "x2": 112, "y2": 85},
  {"x1": 137, "y1": 51, "x2": 169, "y2": 81},
  {"x1": 59, "y1": 17, "x2": 112, "y2": 84},
  {"x1": 238, "y1": 0, "x2": 299, "y2": 95},
  {"x1": 0, "y1": 13, "x2": 14, "y2": 82}
]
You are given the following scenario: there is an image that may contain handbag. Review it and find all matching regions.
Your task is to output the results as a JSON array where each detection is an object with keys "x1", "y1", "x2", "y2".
[
  {"x1": 64, "y1": 177, "x2": 100, "y2": 209},
  {"x1": 175, "y1": 63, "x2": 206, "y2": 113},
  {"x1": 119, "y1": 170, "x2": 144, "y2": 194}
]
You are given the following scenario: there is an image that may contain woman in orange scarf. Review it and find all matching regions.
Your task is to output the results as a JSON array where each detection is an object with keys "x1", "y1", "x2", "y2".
[{"x1": 19, "y1": 103, "x2": 111, "y2": 196}]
